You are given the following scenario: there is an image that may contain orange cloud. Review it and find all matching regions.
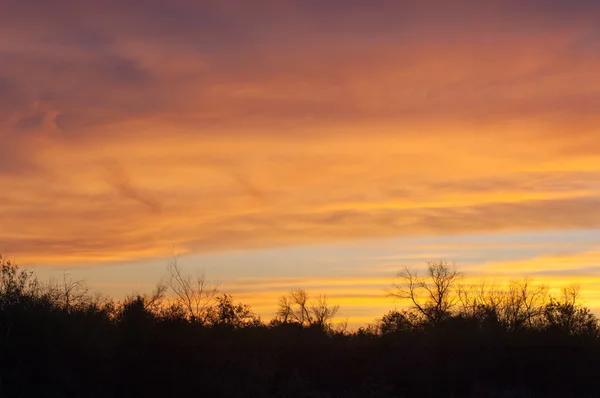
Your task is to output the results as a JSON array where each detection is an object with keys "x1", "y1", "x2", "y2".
[
  {"x1": 3, "y1": 132, "x2": 600, "y2": 263},
  {"x1": 1, "y1": 0, "x2": 600, "y2": 268}
]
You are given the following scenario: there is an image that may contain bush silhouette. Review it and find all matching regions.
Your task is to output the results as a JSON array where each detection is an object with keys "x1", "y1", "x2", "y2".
[{"x1": 1, "y1": 254, "x2": 600, "y2": 397}]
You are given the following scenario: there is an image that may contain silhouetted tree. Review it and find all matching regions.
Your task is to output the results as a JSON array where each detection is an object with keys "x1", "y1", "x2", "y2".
[
  {"x1": 276, "y1": 288, "x2": 311, "y2": 325},
  {"x1": 457, "y1": 280, "x2": 504, "y2": 317},
  {"x1": 164, "y1": 255, "x2": 218, "y2": 323},
  {"x1": 378, "y1": 309, "x2": 420, "y2": 334},
  {"x1": 118, "y1": 283, "x2": 166, "y2": 328},
  {"x1": 0, "y1": 254, "x2": 41, "y2": 305},
  {"x1": 501, "y1": 277, "x2": 548, "y2": 330},
  {"x1": 207, "y1": 294, "x2": 261, "y2": 327},
  {"x1": 390, "y1": 261, "x2": 461, "y2": 324},
  {"x1": 275, "y1": 288, "x2": 339, "y2": 329},
  {"x1": 3, "y1": 254, "x2": 600, "y2": 397},
  {"x1": 309, "y1": 294, "x2": 339, "y2": 329},
  {"x1": 544, "y1": 284, "x2": 599, "y2": 337},
  {"x1": 45, "y1": 272, "x2": 89, "y2": 311}
]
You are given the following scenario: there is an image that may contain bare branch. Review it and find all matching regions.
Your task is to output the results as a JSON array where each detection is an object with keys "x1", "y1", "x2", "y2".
[
  {"x1": 390, "y1": 261, "x2": 461, "y2": 323},
  {"x1": 163, "y1": 254, "x2": 218, "y2": 323}
]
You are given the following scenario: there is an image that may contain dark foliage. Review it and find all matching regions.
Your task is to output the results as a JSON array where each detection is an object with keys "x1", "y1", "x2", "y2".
[{"x1": 1, "y1": 255, "x2": 600, "y2": 397}]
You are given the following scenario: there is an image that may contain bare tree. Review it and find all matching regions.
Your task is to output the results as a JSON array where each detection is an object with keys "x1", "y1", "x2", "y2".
[
  {"x1": 276, "y1": 295, "x2": 294, "y2": 323},
  {"x1": 457, "y1": 277, "x2": 551, "y2": 330},
  {"x1": 163, "y1": 255, "x2": 218, "y2": 323},
  {"x1": 457, "y1": 280, "x2": 505, "y2": 318},
  {"x1": 390, "y1": 261, "x2": 461, "y2": 324},
  {"x1": 544, "y1": 283, "x2": 598, "y2": 336},
  {"x1": 290, "y1": 288, "x2": 311, "y2": 325},
  {"x1": 62, "y1": 273, "x2": 88, "y2": 309},
  {"x1": 46, "y1": 273, "x2": 89, "y2": 310},
  {"x1": 561, "y1": 283, "x2": 580, "y2": 306},
  {"x1": 145, "y1": 282, "x2": 168, "y2": 313},
  {"x1": 276, "y1": 288, "x2": 311, "y2": 325},
  {"x1": 501, "y1": 277, "x2": 548, "y2": 330},
  {"x1": 334, "y1": 318, "x2": 349, "y2": 335},
  {"x1": 276, "y1": 289, "x2": 340, "y2": 328},
  {"x1": 309, "y1": 294, "x2": 339, "y2": 328}
]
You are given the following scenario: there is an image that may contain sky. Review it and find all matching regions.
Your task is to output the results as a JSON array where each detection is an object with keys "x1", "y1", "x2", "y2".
[{"x1": 2, "y1": 1, "x2": 600, "y2": 326}]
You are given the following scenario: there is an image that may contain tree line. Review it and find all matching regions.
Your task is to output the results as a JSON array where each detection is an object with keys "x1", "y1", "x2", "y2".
[{"x1": 1, "y1": 255, "x2": 599, "y2": 397}]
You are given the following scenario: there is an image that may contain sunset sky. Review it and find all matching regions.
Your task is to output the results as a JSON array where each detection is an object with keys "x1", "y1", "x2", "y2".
[{"x1": 2, "y1": 1, "x2": 600, "y2": 326}]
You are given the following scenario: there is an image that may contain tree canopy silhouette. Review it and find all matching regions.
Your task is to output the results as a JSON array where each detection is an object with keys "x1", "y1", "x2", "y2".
[{"x1": 2, "y1": 254, "x2": 600, "y2": 397}]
